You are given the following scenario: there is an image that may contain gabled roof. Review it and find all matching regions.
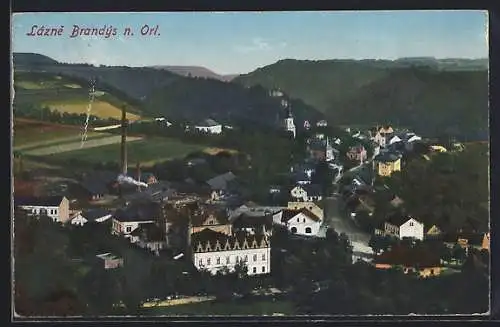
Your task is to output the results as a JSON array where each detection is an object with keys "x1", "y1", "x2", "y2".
[
  {"x1": 190, "y1": 203, "x2": 229, "y2": 226},
  {"x1": 81, "y1": 208, "x2": 112, "y2": 221},
  {"x1": 281, "y1": 208, "x2": 321, "y2": 223},
  {"x1": 113, "y1": 201, "x2": 161, "y2": 222},
  {"x1": 129, "y1": 222, "x2": 165, "y2": 242},
  {"x1": 197, "y1": 118, "x2": 220, "y2": 127},
  {"x1": 206, "y1": 171, "x2": 236, "y2": 190},
  {"x1": 385, "y1": 214, "x2": 413, "y2": 227},
  {"x1": 374, "y1": 245, "x2": 440, "y2": 268},
  {"x1": 15, "y1": 196, "x2": 65, "y2": 207},
  {"x1": 232, "y1": 213, "x2": 273, "y2": 230}
]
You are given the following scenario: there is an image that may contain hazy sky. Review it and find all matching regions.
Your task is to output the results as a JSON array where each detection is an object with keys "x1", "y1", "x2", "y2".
[{"x1": 12, "y1": 11, "x2": 488, "y2": 75}]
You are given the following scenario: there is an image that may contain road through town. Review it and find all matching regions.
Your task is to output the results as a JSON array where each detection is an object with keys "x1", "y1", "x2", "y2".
[{"x1": 323, "y1": 195, "x2": 373, "y2": 261}]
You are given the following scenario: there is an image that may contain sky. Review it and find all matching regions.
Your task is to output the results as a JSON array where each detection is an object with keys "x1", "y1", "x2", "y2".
[{"x1": 12, "y1": 11, "x2": 488, "y2": 75}]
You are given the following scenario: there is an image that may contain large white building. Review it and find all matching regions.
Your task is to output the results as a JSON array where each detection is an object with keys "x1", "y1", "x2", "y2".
[
  {"x1": 273, "y1": 208, "x2": 322, "y2": 237},
  {"x1": 191, "y1": 229, "x2": 271, "y2": 276},
  {"x1": 15, "y1": 196, "x2": 70, "y2": 223},
  {"x1": 194, "y1": 119, "x2": 223, "y2": 135}
]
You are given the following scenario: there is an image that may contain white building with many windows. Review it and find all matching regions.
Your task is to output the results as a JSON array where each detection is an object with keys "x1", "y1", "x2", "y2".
[
  {"x1": 191, "y1": 229, "x2": 271, "y2": 276},
  {"x1": 15, "y1": 196, "x2": 70, "y2": 223}
]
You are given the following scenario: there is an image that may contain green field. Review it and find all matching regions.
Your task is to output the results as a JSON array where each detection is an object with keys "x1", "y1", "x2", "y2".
[
  {"x1": 46, "y1": 137, "x2": 206, "y2": 165},
  {"x1": 144, "y1": 299, "x2": 294, "y2": 316}
]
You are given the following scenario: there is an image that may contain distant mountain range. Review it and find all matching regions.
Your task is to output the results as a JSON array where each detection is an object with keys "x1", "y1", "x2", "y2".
[
  {"x1": 149, "y1": 65, "x2": 238, "y2": 82},
  {"x1": 13, "y1": 53, "x2": 489, "y2": 139}
]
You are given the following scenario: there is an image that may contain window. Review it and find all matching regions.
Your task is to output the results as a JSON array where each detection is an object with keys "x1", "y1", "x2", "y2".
[
  {"x1": 126, "y1": 226, "x2": 132, "y2": 233},
  {"x1": 303, "y1": 218, "x2": 306, "y2": 223},
  {"x1": 244, "y1": 255, "x2": 248, "y2": 262},
  {"x1": 253, "y1": 254, "x2": 257, "y2": 262},
  {"x1": 226, "y1": 256, "x2": 230, "y2": 264},
  {"x1": 236, "y1": 256, "x2": 239, "y2": 262},
  {"x1": 305, "y1": 227, "x2": 312, "y2": 234},
  {"x1": 409, "y1": 222, "x2": 414, "y2": 227},
  {"x1": 262, "y1": 266, "x2": 265, "y2": 273},
  {"x1": 207, "y1": 258, "x2": 211, "y2": 265},
  {"x1": 297, "y1": 218, "x2": 300, "y2": 222},
  {"x1": 262, "y1": 253, "x2": 266, "y2": 261},
  {"x1": 291, "y1": 227, "x2": 297, "y2": 234},
  {"x1": 253, "y1": 267, "x2": 257, "y2": 274},
  {"x1": 216, "y1": 257, "x2": 220, "y2": 264},
  {"x1": 199, "y1": 259, "x2": 203, "y2": 266}
]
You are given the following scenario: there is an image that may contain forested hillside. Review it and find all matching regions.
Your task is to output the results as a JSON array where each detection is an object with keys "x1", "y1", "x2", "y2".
[{"x1": 235, "y1": 59, "x2": 489, "y2": 140}]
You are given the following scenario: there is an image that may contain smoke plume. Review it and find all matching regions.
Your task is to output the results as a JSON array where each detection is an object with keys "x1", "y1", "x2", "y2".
[{"x1": 117, "y1": 174, "x2": 148, "y2": 188}]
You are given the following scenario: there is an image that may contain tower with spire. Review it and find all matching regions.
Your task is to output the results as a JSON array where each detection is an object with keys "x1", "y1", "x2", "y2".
[{"x1": 283, "y1": 102, "x2": 296, "y2": 138}]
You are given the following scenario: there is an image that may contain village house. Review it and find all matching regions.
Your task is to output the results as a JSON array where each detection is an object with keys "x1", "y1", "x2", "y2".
[
  {"x1": 373, "y1": 152, "x2": 402, "y2": 177},
  {"x1": 316, "y1": 120, "x2": 328, "y2": 127},
  {"x1": 95, "y1": 253, "x2": 124, "y2": 270},
  {"x1": 15, "y1": 195, "x2": 71, "y2": 223},
  {"x1": 370, "y1": 129, "x2": 387, "y2": 148},
  {"x1": 346, "y1": 144, "x2": 368, "y2": 163},
  {"x1": 306, "y1": 137, "x2": 338, "y2": 162},
  {"x1": 191, "y1": 229, "x2": 271, "y2": 276},
  {"x1": 206, "y1": 171, "x2": 237, "y2": 199},
  {"x1": 425, "y1": 225, "x2": 443, "y2": 240},
  {"x1": 190, "y1": 204, "x2": 232, "y2": 236},
  {"x1": 79, "y1": 170, "x2": 118, "y2": 201},
  {"x1": 231, "y1": 213, "x2": 273, "y2": 237},
  {"x1": 375, "y1": 215, "x2": 425, "y2": 241},
  {"x1": 290, "y1": 184, "x2": 323, "y2": 202},
  {"x1": 373, "y1": 245, "x2": 442, "y2": 278},
  {"x1": 70, "y1": 208, "x2": 113, "y2": 226},
  {"x1": 378, "y1": 126, "x2": 394, "y2": 136},
  {"x1": 274, "y1": 208, "x2": 322, "y2": 236},
  {"x1": 129, "y1": 222, "x2": 167, "y2": 254},
  {"x1": 194, "y1": 119, "x2": 223, "y2": 134},
  {"x1": 111, "y1": 201, "x2": 160, "y2": 236}
]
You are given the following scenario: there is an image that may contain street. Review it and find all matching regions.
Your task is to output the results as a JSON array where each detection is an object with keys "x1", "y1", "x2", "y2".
[{"x1": 323, "y1": 195, "x2": 373, "y2": 261}]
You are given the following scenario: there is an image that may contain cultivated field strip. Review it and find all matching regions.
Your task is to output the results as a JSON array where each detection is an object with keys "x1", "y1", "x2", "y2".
[{"x1": 22, "y1": 135, "x2": 143, "y2": 156}]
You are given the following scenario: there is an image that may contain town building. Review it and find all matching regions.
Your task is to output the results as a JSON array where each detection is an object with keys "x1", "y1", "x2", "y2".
[
  {"x1": 194, "y1": 119, "x2": 223, "y2": 134},
  {"x1": 15, "y1": 195, "x2": 70, "y2": 223},
  {"x1": 190, "y1": 203, "x2": 232, "y2": 236},
  {"x1": 375, "y1": 215, "x2": 424, "y2": 241},
  {"x1": 70, "y1": 208, "x2": 113, "y2": 226},
  {"x1": 129, "y1": 222, "x2": 167, "y2": 254},
  {"x1": 274, "y1": 208, "x2": 322, "y2": 236},
  {"x1": 373, "y1": 245, "x2": 442, "y2": 278},
  {"x1": 191, "y1": 229, "x2": 271, "y2": 276},
  {"x1": 373, "y1": 152, "x2": 402, "y2": 177},
  {"x1": 290, "y1": 184, "x2": 323, "y2": 202},
  {"x1": 111, "y1": 202, "x2": 160, "y2": 236},
  {"x1": 287, "y1": 201, "x2": 324, "y2": 221},
  {"x1": 283, "y1": 105, "x2": 296, "y2": 138},
  {"x1": 346, "y1": 144, "x2": 368, "y2": 163}
]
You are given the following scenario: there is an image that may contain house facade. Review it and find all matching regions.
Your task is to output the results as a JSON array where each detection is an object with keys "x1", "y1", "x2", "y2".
[
  {"x1": 129, "y1": 223, "x2": 167, "y2": 254},
  {"x1": 278, "y1": 208, "x2": 322, "y2": 236},
  {"x1": 377, "y1": 216, "x2": 424, "y2": 241},
  {"x1": 111, "y1": 202, "x2": 159, "y2": 236},
  {"x1": 346, "y1": 145, "x2": 367, "y2": 163},
  {"x1": 192, "y1": 229, "x2": 271, "y2": 276},
  {"x1": 190, "y1": 205, "x2": 232, "y2": 236},
  {"x1": 15, "y1": 196, "x2": 71, "y2": 223},
  {"x1": 374, "y1": 153, "x2": 402, "y2": 177}
]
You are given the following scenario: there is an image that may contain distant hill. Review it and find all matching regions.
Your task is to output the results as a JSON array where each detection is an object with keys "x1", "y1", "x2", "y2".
[
  {"x1": 12, "y1": 53, "x2": 323, "y2": 129},
  {"x1": 150, "y1": 65, "x2": 237, "y2": 82},
  {"x1": 234, "y1": 58, "x2": 489, "y2": 139},
  {"x1": 13, "y1": 53, "x2": 59, "y2": 66}
]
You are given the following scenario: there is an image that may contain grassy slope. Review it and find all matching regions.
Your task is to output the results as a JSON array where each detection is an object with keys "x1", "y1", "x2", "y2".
[
  {"x1": 45, "y1": 137, "x2": 205, "y2": 165},
  {"x1": 13, "y1": 72, "x2": 142, "y2": 120}
]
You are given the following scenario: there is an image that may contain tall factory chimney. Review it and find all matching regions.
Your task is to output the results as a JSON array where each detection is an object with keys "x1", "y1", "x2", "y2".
[
  {"x1": 120, "y1": 106, "x2": 128, "y2": 175},
  {"x1": 136, "y1": 162, "x2": 141, "y2": 192}
]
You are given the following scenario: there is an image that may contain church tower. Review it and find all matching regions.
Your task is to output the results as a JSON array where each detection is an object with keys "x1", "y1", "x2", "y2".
[{"x1": 283, "y1": 102, "x2": 296, "y2": 138}]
